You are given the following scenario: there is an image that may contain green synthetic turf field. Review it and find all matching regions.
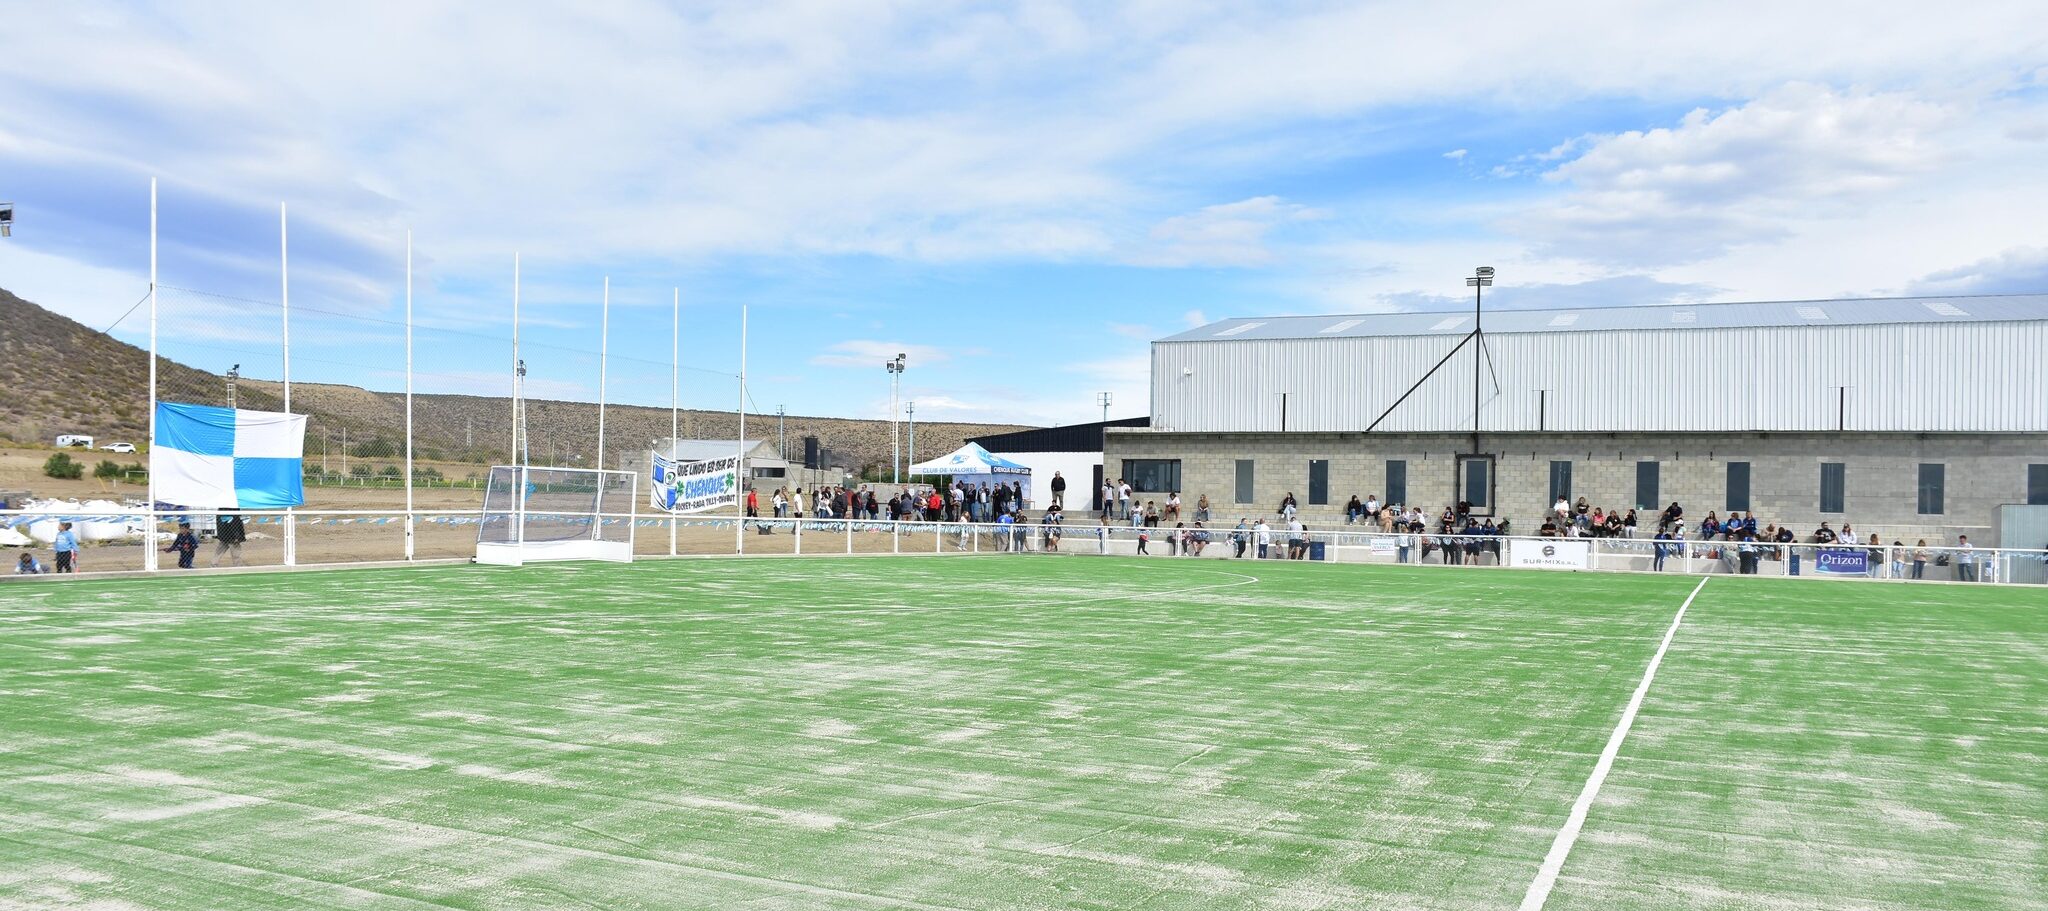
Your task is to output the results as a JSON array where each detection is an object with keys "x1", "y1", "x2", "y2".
[{"x1": 0, "y1": 557, "x2": 2041, "y2": 910}]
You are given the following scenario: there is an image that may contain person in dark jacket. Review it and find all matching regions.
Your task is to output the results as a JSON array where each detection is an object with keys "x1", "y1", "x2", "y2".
[
  {"x1": 166, "y1": 521, "x2": 200, "y2": 569},
  {"x1": 212, "y1": 510, "x2": 248, "y2": 566}
]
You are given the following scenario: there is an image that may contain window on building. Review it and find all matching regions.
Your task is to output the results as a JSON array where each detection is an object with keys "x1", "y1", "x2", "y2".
[
  {"x1": 2030, "y1": 464, "x2": 2048, "y2": 506},
  {"x1": 1917, "y1": 463, "x2": 1945, "y2": 515},
  {"x1": 1547, "y1": 460, "x2": 1572, "y2": 506},
  {"x1": 1123, "y1": 459, "x2": 1181, "y2": 494},
  {"x1": 1234, "y1": 459, "x2": 1255, "y2": 504},
  {"x1": 1635, "y1": 461, "x2": 1659, "y2": 510},
  {"x1": 1819, "y1": 462, "x2": 1845, "y2": 514},
  {"x1": 1308, "y1": 460, "x2": 1330, "y2": 505},
  {"x1": 1726, "y1": 461, "x2": 1751, "y2": 512},
  {"x1": 1458, "y1": 455, "x2": 1493, "y2": 510},
  {"x1": 1385, "y1": 459, "x2": 1407, "y2": 507}
]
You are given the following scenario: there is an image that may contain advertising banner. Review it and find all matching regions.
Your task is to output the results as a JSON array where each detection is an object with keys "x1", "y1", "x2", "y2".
[
  {"x1": 1509, "y1": 539, "x2": 1591, "y2": 570},
  {"x1": 650, "y1": 454, "x2": 739, "y2": 514},
  {"x1": 1814, "y1": 548, "x2": 1870, "y2": 575}
]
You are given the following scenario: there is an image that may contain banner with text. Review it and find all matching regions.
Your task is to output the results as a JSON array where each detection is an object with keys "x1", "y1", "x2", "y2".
[
  {"x1": 1814, "y1": 548, "x2": 1870, "y2": 575},
  {"x1": 650, "y1": 454, "x2": 739, "y2": 514},
  {"x1": 1509, "y1": 539, "x2": 1591, "y2": 570}
]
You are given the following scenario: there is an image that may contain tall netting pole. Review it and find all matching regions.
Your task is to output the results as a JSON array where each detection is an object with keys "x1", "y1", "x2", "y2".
[
  {"x1": 512, "y1": 253, "x2": 521, "y2": 465},
  {"x1": 735, "y1": 305, "x2": 747, "y2": 555},
  {"x1": 670, "y1": 287, "x2": 679, "y2": 557},
  {"x1": 145, "y1": 179, "x2": 159, "y2": 572},
  {"x1": 404, "y1": 230, "x2": 415, "y2": 561},
  {"x1": 597, "y1": 276, "x2": 610, "y2": 471},
  {"x1": 281, "y1": 203, "x2": 296, "y2": 566}
]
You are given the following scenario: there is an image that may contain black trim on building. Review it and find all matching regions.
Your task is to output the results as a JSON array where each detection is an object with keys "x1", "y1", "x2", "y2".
[{"x1": 968, "y1": 417, "x2": 1150, "y2": 453}]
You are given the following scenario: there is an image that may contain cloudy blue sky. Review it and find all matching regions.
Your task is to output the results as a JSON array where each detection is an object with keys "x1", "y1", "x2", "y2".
[{"x1": 4, "y1": 1, "x2": 2047, "y2": 426}]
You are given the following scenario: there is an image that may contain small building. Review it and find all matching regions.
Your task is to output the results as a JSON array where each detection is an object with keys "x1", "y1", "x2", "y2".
[
  {"x1": 620, "y1": 439, "x2": 846, "y2": 492},
  {"x1": 1107, "y1": 294, "x2": 2048, "y2": 545},
  {"x1": 968, "y1": 417, "x2": 1149, "y2": 511}
]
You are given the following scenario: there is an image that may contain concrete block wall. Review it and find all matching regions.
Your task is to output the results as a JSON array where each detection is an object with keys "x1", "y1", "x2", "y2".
[{"x1": 1104, "y1": 430, "x2": 2048, "y2": 546}]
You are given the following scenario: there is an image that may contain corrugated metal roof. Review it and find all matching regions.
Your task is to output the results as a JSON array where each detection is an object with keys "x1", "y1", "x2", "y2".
[{"x1": 1159, "y1": 293, "x2": 2048, "y2": 343}]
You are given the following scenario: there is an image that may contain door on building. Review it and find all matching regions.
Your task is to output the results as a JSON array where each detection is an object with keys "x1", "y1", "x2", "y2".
[
  {"x1": 1456, "y1": 454, "x2": 1495, "y2": 517},
  {"x1": 1091, "y1": 464, "x2": 1104, "y2": 512}
]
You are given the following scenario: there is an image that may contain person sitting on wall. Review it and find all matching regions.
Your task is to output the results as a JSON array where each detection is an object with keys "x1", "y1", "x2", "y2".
[
  {"x1": 1345, "y1": 495, "x2": 1364, "y2": 524},
  {"x1": 1660, "y1": 501, "x2": 1683, "y2": 533},
  {"x1": 1813, "y1": 522, "x2": 1837, "y2": 544}
]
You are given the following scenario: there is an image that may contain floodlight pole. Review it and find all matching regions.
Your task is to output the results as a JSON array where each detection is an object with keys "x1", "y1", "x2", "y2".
[
  {"x1": 512, "y1": 253, "x2": 521, "y2": 465},
  {"x1": 906, "y1": 401, "x2": 916, "y2": 474},
  {"x1": 886, "y1": 354, "x2": 906, "y2": 482},
  {"x1": 1098, "y1": 391, "x2": 1112, "y2": 423},
  {"x1": 1465, "y1": 266, "x2": 1494, "y2": 455}
]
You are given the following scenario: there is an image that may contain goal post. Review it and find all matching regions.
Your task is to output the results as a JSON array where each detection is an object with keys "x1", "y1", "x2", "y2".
[{"x1": 476, "y1": 465, "x2": 637, "y2": 566}]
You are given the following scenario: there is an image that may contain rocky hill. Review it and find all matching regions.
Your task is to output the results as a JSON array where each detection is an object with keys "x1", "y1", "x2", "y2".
[{"x1": 0, "y1": 287, "x2": 1028, "y2": 472}]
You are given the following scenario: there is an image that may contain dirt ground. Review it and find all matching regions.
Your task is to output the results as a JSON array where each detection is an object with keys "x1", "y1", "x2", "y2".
[
  {"x1": 4, "y1": 446, "x2": 1001, "y2": 572},
  {"x1": 0, "y1": 446, "x2": 493, "y2": 510}
]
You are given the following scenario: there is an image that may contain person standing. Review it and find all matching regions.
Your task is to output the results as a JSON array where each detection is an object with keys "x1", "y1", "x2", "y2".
[
  {"x1": 166, "y1": 521, "x2": 200, "y2": 569},
  {"x1": 1097, "y1": 517, "x2": 1111, "y2": 554},
  {"x1": 211, "y1": 511, "x2": 248, "y2": 567},
  {"x1": 1117, "y1": 479, "x2": 1132, "y2": 520},
  {"x1": 1254, "y1": 518, "x2": 1272, "y2": 559},
  {"x1": 746, "y1": 487, "x2": 759, "y2": 519},
  {"x1": 1652, "y1": 528, "x2": 1674, "y2": 571},
  {"x1": 1911, "y1": 540, "x2": 1930, "y2": 580},
  {"x1": 1955, "y1": 535, "x2": 1976, "y2": 581},
  {"x1": 1050, "y1": 471, "x2": 1066, "y2": 510},
  {"x1": 1231, "y1": 518, "x2": 1249, "y2": 558},
  {"x1": 52, "y1": 521, "x2": 80, "y2": 573},
  {"x1": 1286, "y1": 516, "x2": 1306, "y2": 559}
]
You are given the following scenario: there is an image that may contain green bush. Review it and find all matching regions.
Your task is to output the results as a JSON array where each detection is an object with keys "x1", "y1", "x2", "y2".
[
  {"x1": 43, "y1": 453, "x2": 83, "y2": 480},
  {"x1": 93, "y1": 460, "x2": 122, "y2": 480},
  {"x1": 378, "y1": 465, "x2": 402, "y2": 478},
  {"x1": 349, "y1": 464, "x2": 373, "y2": 478}
]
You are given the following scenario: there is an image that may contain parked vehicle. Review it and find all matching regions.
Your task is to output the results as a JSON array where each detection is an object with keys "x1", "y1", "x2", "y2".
[
  {"x1": 55, "y1": 434, "x2": 94, "y2": 448},
  {"x1": 100, "y1": 442, "x2": 136, "y2": 453}
]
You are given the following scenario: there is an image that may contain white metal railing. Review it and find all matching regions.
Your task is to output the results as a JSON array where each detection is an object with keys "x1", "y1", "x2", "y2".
[{"x1": 4, "y1": 508, "x2": 2043, "y2": 586}]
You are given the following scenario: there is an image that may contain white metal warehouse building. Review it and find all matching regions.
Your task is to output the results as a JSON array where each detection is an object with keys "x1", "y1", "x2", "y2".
[{"x1": 1108, "y1": 294, "x2": 2048, "y2": 548}]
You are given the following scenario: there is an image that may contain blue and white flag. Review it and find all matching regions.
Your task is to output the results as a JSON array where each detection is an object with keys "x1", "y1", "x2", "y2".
[{"x1": 150, "y1": 402, "x2": 307, "y2": 509}]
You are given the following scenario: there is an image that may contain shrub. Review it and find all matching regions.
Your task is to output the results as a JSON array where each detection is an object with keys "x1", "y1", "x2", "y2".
[
  {"x1": 43, "y1": 453, "x2": 83, "y2": 480},
  {"x1": 378, "y1": 465, "x2": 402, "y2": 478},
  {"x1": 349, "y1": 464, "x2": 373, "y2": 477},
  {"x1": 94, "y1": 460, "x2": 123, "y2": 480}
]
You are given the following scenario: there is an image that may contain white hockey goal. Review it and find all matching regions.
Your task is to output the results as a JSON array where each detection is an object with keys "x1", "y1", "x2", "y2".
[{"x1": 475, "y1": 465, "x2": 637, "y2": 566}]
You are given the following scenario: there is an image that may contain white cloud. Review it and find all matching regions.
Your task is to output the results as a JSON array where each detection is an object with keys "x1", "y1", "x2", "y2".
[
  {"x1": 1510, "y1": 84, "x2": 1952, "y2": 265},
  {"x1": 1443, "y1": 148, "x2": 1468, "y2": 160},
  {"x1": 1904, "y1": 247, "x2": 2048, "y2": 296},
  {"x1": 1129, "y1": 196, "x2": 1327, "y2": 267},
  {"x1": 809, "y1": 340, "x2": 951, "y2": 369}
]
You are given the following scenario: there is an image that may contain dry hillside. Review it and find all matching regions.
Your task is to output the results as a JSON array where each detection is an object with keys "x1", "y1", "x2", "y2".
[{"x1": 0, "y1": 287, "x2": 1029, "y2": 473}]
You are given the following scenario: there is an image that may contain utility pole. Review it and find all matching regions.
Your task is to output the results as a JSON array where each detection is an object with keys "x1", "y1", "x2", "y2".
[
  {"x1": 776, "y1": 406, "x2": 786, "y2": 460},
  {"x1": 225, "y1": 364, "x2": 240, "y2": 409},
  {"x1": 341, "y1": 426, "x2": 349, "y2": 475},
  {"x1": 906, "y1": 401, "x2": 916, "y2": 474},
  {"x1": 1097, "y1": 391, "x2": 1112, "y2": 423}
]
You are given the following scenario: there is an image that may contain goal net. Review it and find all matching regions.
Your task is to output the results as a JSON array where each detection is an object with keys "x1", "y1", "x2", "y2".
[{"x1": 476, "y1": 465, "x2": 637, "y2": 565}]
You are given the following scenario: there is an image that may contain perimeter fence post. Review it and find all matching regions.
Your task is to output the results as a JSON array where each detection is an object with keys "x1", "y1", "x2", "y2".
[
  {"x1": 846, "y1": 518, "x2": 853, "y2": 554},
  {"x1": 794, "y1": 519, "x2": 802, "y2": 555}
]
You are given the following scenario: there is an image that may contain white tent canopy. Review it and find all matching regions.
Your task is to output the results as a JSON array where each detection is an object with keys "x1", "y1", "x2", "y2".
[{"x1": 910, "y1": 443, "x2": 1033, "y2": 504}]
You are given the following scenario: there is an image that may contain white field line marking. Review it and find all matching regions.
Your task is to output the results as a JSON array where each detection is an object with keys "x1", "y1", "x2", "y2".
[{"x1": 1519, "y1": 575, "x2": 1707, "y2": 911}]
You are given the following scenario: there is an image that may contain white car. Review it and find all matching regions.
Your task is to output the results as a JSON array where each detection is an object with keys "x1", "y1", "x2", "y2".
[{"x1": 100, "y1": 442, "x2": 136, "y2": 453}]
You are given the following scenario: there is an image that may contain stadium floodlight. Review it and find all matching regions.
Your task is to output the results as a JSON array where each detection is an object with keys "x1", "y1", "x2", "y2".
[
  {"x1": 0, "y1": 202, "x2": 13, "y2": 237},
  {"x1": 886, "y1": 353, "x2": 907, "y2": 482},
  {"x1": 1466, "y1": 266, "x2": 1495, "y2": 444}
]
